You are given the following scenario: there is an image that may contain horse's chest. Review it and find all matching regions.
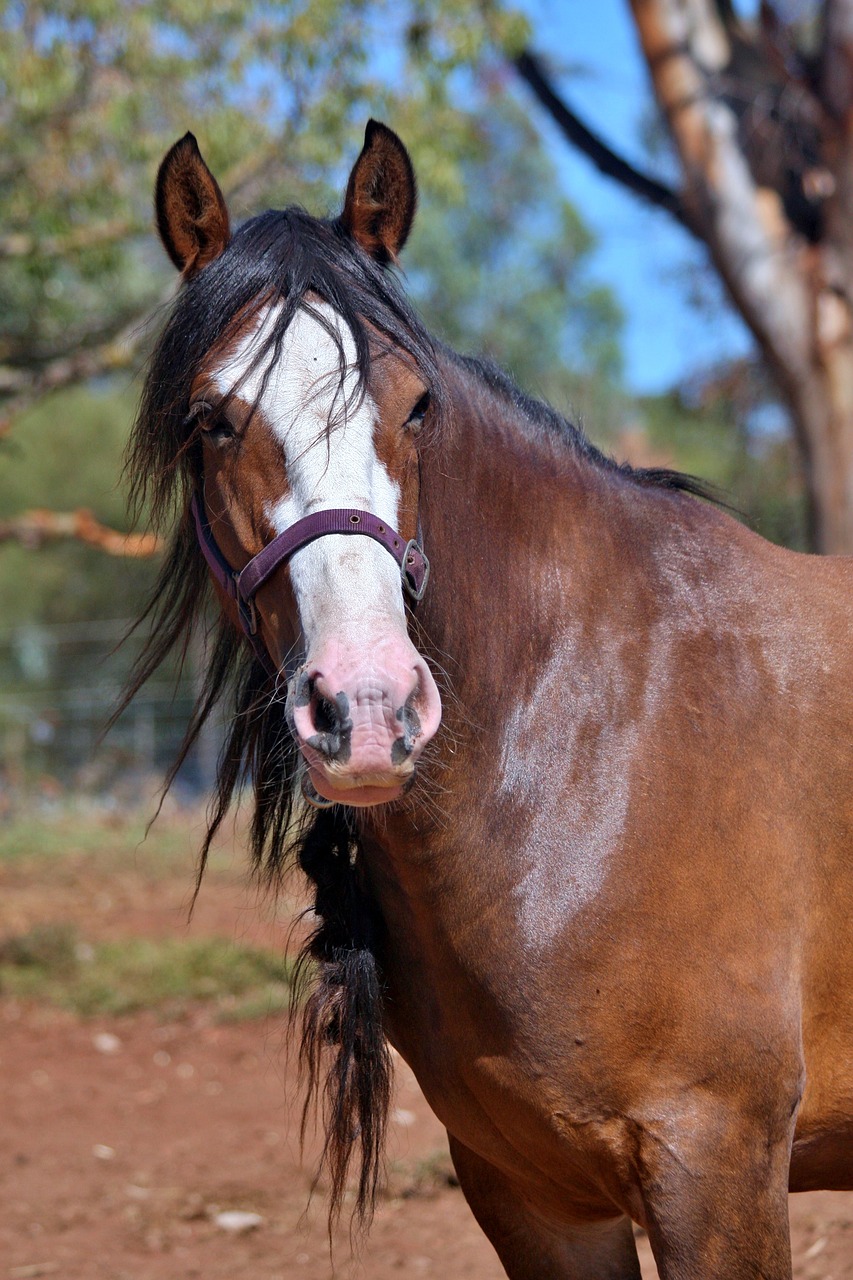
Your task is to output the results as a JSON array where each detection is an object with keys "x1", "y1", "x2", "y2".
[
  {"x1": 381, "y1": 946, "x2": 630, "y2": 1195},
  {"x1": 385, "y1": 992, "x2": 639, "y2": 1213}
]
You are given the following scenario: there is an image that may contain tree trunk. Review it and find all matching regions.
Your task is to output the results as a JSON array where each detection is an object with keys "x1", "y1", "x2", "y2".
[
  {"x1": 627, "y1": 0, "x2": 853, "y2": 553},
  {"x1": 783, "y1": 318, "x2": 853, "y2": 553}
]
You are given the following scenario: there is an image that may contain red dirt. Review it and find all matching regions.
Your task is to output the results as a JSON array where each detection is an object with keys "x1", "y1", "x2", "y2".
[{"x1": 1, "y1": 834, "x2": 851, "y2": 1278}]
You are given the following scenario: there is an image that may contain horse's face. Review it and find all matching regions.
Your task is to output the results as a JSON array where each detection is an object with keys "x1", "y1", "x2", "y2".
[
  {"x1": 156, "y1": 125, "x2": 442, "y2": 807},
  {"x1": 197, "y1": 302, "x2": 442, "y2": 806}
]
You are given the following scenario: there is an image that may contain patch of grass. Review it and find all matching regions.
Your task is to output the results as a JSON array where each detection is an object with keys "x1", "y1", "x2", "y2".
[
  {"x1": 0, "y1": 923, "x2": 292, "y2": 1019},
  {"x1": 0, "y1": 920, "x2": 79, "y2": 968},
  {"x1": 215, "y1": 989, "x2": 294, "y2": 1023},
  {"x1": 386, "y1": 1149, "x2": 460, "y2": 1200},
  {"x1": 0, "y1": 810, "x2": 228, "y2": 877}
]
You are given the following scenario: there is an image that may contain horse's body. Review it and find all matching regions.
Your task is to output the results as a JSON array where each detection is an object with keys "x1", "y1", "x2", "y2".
[
  {"x1": 370, "y1": 353, "x2": 853, "y2": 1267},
  {"x1": 126, "y1": 123, "x2": 853, "y2": 1277}
]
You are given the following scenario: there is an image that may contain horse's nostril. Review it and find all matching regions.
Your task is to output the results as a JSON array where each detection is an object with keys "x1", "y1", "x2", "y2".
[
  {"x1": 284, "y1": 669, "x2": 313, "y2": 737},
  {"x1": 314, "y1": 695, "x2": 340, "y2": 733},
  {"x1": 391, "y1": 736, "x2": 414, "y2": 765},
  {"x1": 396, "y1": 701, "x2": 421, "y2": 741},
  {"x1": 303, "y1": 687, "x2": 352, "y2": 761},
  {"x1": 392, "y1": 700, "x2": 422, "y2": 765}
]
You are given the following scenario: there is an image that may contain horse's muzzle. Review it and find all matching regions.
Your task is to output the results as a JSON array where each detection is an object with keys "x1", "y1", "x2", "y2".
[{"x1": 286, "y1": 649, "x2": 441, "y2": 807}]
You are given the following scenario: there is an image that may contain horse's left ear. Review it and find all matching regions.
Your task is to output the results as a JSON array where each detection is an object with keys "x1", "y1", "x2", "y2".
[
  {"x1": 340, "y1": 120, "x2": 417, "y2": 264},
  {"x1": 155, "y1": 132, "x2": 231, "y2": 278}
]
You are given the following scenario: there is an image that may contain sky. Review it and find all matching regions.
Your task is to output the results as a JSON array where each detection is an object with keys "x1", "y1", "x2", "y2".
[{"x1": 517, "y1": 0, "x2": 755, "y2": 393}]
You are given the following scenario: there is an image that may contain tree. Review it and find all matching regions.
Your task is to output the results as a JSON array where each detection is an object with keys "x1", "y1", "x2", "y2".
[
  {"x1": 0, "y1": 1, "x2": 625, "y2": 621},
  {"x1": 0, "y1": 1, "x2": 537, "y2": 437},
  {"x1": 512, "y1": 2, "x2": 853, "y2": 553},
  {"x1": 0, "y1": 0, "x2": 395, "y2": 434}
]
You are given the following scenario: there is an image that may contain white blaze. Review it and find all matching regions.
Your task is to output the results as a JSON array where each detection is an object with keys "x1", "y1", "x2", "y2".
[{"x1": 213, "y1": 302, "x2": 406, "y2": 643}]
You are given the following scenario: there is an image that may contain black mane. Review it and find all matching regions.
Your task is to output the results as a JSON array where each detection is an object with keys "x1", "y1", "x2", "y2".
[{"x1": 449, "y1": 350, "x2": 720, "y2": 504}]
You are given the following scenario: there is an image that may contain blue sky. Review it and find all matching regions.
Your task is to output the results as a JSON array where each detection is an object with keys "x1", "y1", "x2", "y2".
[{"x1": 518, "y1": 0, "x2": 754, "y2": 392}]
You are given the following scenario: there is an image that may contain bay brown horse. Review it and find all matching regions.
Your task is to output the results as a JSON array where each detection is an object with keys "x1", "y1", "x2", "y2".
[{"x1": 123, "y1": 120, "x2": 853, "y2": 1278}]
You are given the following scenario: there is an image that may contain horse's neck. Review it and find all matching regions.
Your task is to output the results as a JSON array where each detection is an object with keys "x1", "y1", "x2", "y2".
[
  {"x1": 417, "y1": 359, "x2": 604, "y2": 705},
  {"x1": 358, "y1": 360, "x2": 614, "y2": 864}
]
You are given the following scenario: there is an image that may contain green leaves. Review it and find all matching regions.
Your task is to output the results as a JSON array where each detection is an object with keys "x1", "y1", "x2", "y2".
[
  {"x1": 1, "y1": 1, "x2": 384, "y2": 372},
  {"x1": 1, "y1": 0, "x2": 618, "y2": 397}
]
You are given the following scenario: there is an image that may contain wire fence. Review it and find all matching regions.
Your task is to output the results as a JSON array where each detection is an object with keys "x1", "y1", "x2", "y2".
[{"x1": 0, "y1": 619, "x2": 221, "y2": 811}]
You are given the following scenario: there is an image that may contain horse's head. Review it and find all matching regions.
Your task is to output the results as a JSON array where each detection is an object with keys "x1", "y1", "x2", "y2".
[{"x1": 151, "y1": 123, "x2": 442, "y2": 807}]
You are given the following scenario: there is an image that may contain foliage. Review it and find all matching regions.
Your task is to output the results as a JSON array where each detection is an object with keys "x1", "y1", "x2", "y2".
[
  {"x1": 0, "y1": 0, "x2": 526, "y2": 408},
  {"x1": 0, "y1": 0, "x2": 386, "y2": 377},
  {"x1": 404, "y1": 97, "x2": 625, "y2": 428}
]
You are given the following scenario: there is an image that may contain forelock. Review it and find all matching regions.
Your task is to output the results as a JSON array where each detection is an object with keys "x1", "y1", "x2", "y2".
[{"x1": 130, "y1": 206, "x2": 445, "y2": 527}]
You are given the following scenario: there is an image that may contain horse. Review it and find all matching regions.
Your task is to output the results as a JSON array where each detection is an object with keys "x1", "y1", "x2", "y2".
[{"x1": 120, "y1": 119, "x2": 853, "y2": 1278}]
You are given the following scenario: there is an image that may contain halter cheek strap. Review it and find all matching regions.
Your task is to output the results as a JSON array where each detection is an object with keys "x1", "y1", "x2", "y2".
[{"x1": 190, "y1": 492, "x2": 430, "y2": 676}]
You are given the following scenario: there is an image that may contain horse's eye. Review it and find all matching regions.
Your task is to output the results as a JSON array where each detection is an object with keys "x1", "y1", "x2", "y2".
[
  {"x1": 202, "y1": 413, "x2": 235, "y2": 444},
  {"x1": 406, "y1": 390, "x2": 431, "y2": 431},
  {"x1": 187, "y1": 401, "x2": 235, "y2": 444}
]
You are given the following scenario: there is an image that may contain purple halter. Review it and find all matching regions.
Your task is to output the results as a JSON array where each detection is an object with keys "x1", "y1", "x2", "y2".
[{"x1": 190, "y1": 492, "x2": 430, "y2": 676}]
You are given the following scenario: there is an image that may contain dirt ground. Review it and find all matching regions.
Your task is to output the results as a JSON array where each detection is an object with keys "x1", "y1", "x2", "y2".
[{"x1": 1, "y1": 813, "x2": 852, "y2": 1279}]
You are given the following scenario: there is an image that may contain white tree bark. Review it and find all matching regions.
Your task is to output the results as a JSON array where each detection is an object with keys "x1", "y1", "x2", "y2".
[{"x1": 630, "y1": 0, "x2": 853, "y2": 552}]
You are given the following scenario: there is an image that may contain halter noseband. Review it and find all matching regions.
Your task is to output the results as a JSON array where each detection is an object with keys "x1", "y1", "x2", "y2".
[{"x1": 190, "y1": 492, "x2": 430, "y2": 676}]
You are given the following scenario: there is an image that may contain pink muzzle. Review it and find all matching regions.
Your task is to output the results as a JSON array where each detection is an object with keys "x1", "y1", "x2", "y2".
[{"x1": 286, "y1": 639, "x2": 442, "y2": 806}]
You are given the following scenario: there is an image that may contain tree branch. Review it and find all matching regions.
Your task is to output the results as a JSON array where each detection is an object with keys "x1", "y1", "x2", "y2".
[
  {"x1": 0, "y1": 282, "x2": 177, "y2": 436},
  {"x1": 0, "y1": 138, "x2": 304, "y2": 443},
  {"x1": 0, "y1": 509, "x2": 163, "y2": 557},
  {"x1": 820, "y1": 0, "x2": 853, "y2": 119},
  {"x1": 0, "y1": 313, "x2": 156, "y2": 437},
  {"x1": 513, "y1": 49, "x2": 697, "y2": 235}
]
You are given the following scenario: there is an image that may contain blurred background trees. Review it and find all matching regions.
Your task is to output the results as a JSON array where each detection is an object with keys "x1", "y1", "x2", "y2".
[{"x1": 0, "y1": 0, "x2": 827, "y2": 794}]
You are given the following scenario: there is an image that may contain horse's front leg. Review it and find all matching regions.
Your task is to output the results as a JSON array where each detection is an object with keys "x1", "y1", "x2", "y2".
[
  {"x1": 638, "y1": 1103, "x2": 795, "y2": 1280},
  {"x1": 448, "y1": 1135, "x2": 642, "y2": 1280}
]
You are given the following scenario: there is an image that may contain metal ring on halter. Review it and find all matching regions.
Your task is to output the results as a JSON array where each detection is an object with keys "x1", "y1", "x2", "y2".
[
  {"x1": 301, "y1": 769, "x2": 336, "y2": 809},
  {"x1": 402, "y1": 538, "x2": 430, "y2": 601}
]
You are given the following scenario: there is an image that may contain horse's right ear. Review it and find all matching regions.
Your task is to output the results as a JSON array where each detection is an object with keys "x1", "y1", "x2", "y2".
[
  {"x1": 155, "y1": 133, "x2": 230, "y2": 278},
  {"x1": 340, "y1": 120, "x2": 417, "y2": 264}
]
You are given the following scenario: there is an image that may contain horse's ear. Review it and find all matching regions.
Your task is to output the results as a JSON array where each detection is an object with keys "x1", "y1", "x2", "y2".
[
  {"x1": 340, "y1": 120, "x2": 416, "y2": 264},
  {"x1": 155, "y1": 133, "x2": 230, "y2": 278}
]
